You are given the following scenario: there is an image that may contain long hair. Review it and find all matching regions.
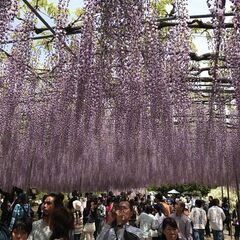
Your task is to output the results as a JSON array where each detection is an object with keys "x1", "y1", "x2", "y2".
[
  {"x1": 49, "y1": 207, "x2": 74, "y2": 240},
  {"x1": 48, "y1": 192, "x2": 64, "y2": 209}
]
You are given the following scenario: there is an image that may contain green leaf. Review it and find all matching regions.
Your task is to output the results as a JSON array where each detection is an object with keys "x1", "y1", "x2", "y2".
[
  {"x1": 74, "y1": 7, "x2": 84, "y2": 17},
  {"x1": 47, "y1": 2, "x2": 58, "y2": 18},
  {"x1": 153, "y1": 0, "x2": 174, "y2": 17}
]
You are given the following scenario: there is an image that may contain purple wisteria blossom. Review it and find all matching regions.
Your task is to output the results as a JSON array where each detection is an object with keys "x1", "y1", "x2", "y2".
[{"x1": 0, "y1": 0, "x2": 239, "y2": 191}]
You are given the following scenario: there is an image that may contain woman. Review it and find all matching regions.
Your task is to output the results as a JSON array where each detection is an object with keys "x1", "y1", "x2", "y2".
[
  {"x1": 161, "y1": 218, "x2": 179, "y2": 240},
  {"x1": 49, "y1": 207, "x2": 74, "y2": 240},
  {"x1": 83, "y1": 200, "x2": 97, "y2": 240},
  {"x1": 71, "y1": 200, "x2": 83, "y2": 240},
  {"x1": 11, "y1": 220, "x2": 32, "y2": 240},
  {"x1": 9, "y1": 193, "x2": 31, "y2": 232}
]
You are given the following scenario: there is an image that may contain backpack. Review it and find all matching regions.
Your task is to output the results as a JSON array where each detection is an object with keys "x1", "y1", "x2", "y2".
[
  {"x1": 20, "y1": 204, "x2": 33, "y2": 224},
  {"x1": 113, "y1": 225, "x2": 140, "y2": 240},
  {"x1": 0, "y1": 222, "x2": 10, "y2": 240},
  {"x1": 124, "y1": 230, "x2": 140, "y2": 240}
]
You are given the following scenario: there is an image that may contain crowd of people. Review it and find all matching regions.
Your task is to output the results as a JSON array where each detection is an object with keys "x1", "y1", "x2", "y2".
[{"x1": 0, "y1": 187, "x2": 239, "y2": 240}]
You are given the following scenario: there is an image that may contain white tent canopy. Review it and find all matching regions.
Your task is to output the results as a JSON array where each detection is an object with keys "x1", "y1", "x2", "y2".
[{"x1": 168, "y1": 189, "x2": 180, "y2": 194}]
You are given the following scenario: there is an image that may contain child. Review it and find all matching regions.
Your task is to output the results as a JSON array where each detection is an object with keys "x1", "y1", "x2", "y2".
[{"x1": 11, "y1": 220, "x2": 32, "y2": 240}]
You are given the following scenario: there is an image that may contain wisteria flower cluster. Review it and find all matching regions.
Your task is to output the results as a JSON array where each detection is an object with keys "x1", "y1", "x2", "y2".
[{"x1": 0, "y1": 0, "x2": 239, "y2": 191}]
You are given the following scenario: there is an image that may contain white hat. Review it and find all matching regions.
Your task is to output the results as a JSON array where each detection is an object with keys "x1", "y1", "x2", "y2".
[{"x1": 73, "y1": 200, "x2": 82, "y2": 211}]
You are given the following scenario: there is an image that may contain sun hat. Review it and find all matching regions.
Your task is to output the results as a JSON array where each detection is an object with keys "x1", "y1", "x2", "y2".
[{"x1": 73, "y1": 200, "x2": 82, "y2": 211}]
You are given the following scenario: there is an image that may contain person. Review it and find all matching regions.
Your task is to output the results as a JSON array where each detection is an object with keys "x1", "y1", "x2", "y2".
[
  {"x1": 232, "y1": 200, "x2": 240, "y2": 240},
  {"x1": 190, "y1": 199, "x2": 207, "y2": 240},
  {"x1": 154, "y1": 194, "x2": 168, "y2": 217},
  {"x1": 37, "y1": 195, "x2": 48, "y2": 220},
  {"x1": 82, "y1": 199, "x2": 98, "y2": 240},
  {"x1": 222, "y1": 197, "x2": 231, "y2": 236},
  {"x1": 137, "y1": 205, "x2": 155, "y2": 239},
  {"x1": 9, "y1": 193, "x2": 32, "y2": 232},
  {"x1": 95, "y1": 197, "x2": 106, "y2": 238},
  {"x1": 152, "y1": 204, "x2": 166, "y2": 240},
  {"x1": 0, "y1": 187, "x2": 23, "y2": 227},
  {"x1": 28, "y1": 192, "x2": 64, "y2": 240},
  {"x1": 207, "y1": 198, "x2": 226, "y2": 240},
  {"x1": 161, "y1": 217, "x2": 179, "y2": 240},
  {"x1": 105, "y1": 197, "x2": 114, "y2": 224},
  {"x1": 49, "y1": 207, "x2": 74, "y2": 240},
  {"x1": 0, "y1": 219, "x2": 11, "y2": 240},
  {"x1": 97, "y1": 199, "x2": 144, "y2": 240},
  {"x1": 155, "y1": 194, "x2": 170, "y2": 217},
  {"x1": 205, "y1": 196, "x2": 213, "y2": 238},
  {"x1": 71, "y1": 200, "x2": 83, "y2": 240},
  {"x1": 11, "y1": 220, "x2": 32, "y2": 240},
  {"x1": 170, "y1": 201, "x2": 193, "y2": 240}
]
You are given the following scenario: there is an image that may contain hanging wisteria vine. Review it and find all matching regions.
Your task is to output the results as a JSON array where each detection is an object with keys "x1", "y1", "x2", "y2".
[{"x1": 0, "y1": 0, "x2": 239, "y2": 191}]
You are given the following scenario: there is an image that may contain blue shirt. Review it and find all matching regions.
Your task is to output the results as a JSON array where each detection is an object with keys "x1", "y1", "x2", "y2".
[{"x1": 9, "y1": 203, "x2": 30, "y2": 231}]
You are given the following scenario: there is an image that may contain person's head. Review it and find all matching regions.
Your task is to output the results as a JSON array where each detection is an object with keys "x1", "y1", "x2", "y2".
[
  {"x1": 174, "y1": 201, "x2": 185, "y2": 215},
  {"x1": 49, "y1": 207, "x2": 74, "y2": 240},
  {"x1": 11, "y1": 220, "x2": 32, "y2": 240},
  {"x1": 43, "y1": 193, "x2": 64, "y2": 216},
  {"x1": 12, "y1": 187, "x2": 23, "y2": 197},
  {"x1": 195, "y1": 199, "x2": 203, "y2": 208},
  {"x1": 212, "y1": 198, "x2": 220, "y2": 206},
  {"x1": 108, "y1": 191, "x2": 114, "y2": 197},
  {"x1": 107, "y1": 197, "x2": 113, "y2": 206},
  {"x1": 208, "y1": 196, "x2": 213, "y2": 202},
  {"x1": 86, "y1": 199, "x2": 97, "y2": 211},
  {"x1": 222, "y1": 197, "x2": 228, "y2": 204},
  {"x1": 72, "y1": 200, "x2": 82, "y2": 212},
  {"x1": 72, "y1": 190, "x2": 78, "y2": 198},
  {"x1": 162, "y1": 217, "x2": 179, "y2": 240},
  {"x1": 155, "y1": 193, "x2": 163, "y2": 203},
  {"x1": 145, "y1": 205, "x2": 154, "y2": 214},
  {"x1": 154, "y1": 204, "x2": 164, "y2": 216},
  {"x1": 115, "y1": 200, "x2": 133, "y2": 226},
  {"x1": 98, "y1": 197, "x2": 104, "y2": 205},
  {"x1": 17, "y1": 193, "x2": 28, "y2": 205}
]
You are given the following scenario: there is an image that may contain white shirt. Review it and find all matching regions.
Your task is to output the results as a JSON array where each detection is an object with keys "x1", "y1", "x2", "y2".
[
  {"x1": 137, "y1": 212, "x2": 155, "y2": 237},
  {"x1": 27, "y1": 219, "x2": 52, "y2": 240},
  {"x1": 207, "y1": 206, "x2": 226, "y2": 231},
  {"x1": 190, "y1": 207, "x2": 207, "y2": 229},
  {"x1": 152, "y1": 213, "x2": 165, "y2": 230}
]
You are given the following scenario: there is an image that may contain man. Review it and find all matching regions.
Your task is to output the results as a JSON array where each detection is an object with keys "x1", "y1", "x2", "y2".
[
  {"x1": 205, "y1": 196, "x2": 214, "y2": 237},
  {"x1": 190, "y1": 199, "x2": 207, "y2": 240},
  {"x1": 27, "y1": 192, "x2": 64, "y2": 240},
  {"x1": 207, "y1": 198, "x2": 226, "y2": 240},
  {"x1": 170, "y1": 201, "x2": 193, "y2": 240},
  {"x1": 97, "y1": 199, "x2": 143, "y2": 240},
  {"x1": 155, "y1": 193, "x2": 170, "y2": 217}
]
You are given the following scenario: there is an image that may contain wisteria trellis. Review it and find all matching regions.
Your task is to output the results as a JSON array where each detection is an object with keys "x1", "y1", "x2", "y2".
[{"x1": 0, "y1": 0, "x2": 240, "y2": 191}]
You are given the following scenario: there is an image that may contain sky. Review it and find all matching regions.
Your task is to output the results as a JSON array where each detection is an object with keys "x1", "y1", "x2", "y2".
[
  {"x1": 37, "y1": 0, "x2": 232, "y2": 56},
  {"x1": 45, "y1": 0, "x2": 229, "y2": 55}
]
